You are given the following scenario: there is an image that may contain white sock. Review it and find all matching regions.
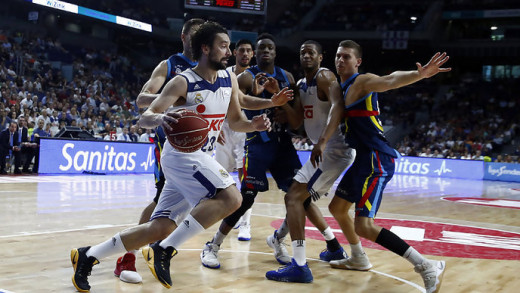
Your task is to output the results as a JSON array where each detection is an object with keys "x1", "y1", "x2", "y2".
[
  {"x1": 87, "y1": 233, "x2": 127, "y2": 260},
  {"x1": 128, "y1": 250, "x2": 138, "y2": 255},
  {"x1": 242, "y1": 208, "x2": 252, "y2": 225},
  {"x1": 403, "y1": 247, "x2": 426, "y2": 266},
  {"x1": 212, "y1": 230, "x2": 227, "y2": 246},
  {"x1": 350, "y1": 242, "x2": 364, "y2": 256},
  {"x1": 321, "y1": 227, "x2": 335, "y2": 241},
  {"x1": 277, "y1": 218, "x2": 289, "y2": 239},
  {"x1": 292, "y1": 240, "x2": 306, "y2": 266},
  {"x1": 160, "y1": 214, "x2": 204, "y2": 249}
]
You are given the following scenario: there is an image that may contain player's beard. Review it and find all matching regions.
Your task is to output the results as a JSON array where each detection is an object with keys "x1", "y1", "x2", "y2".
[{"x1": 208, "y1": 51, "x2": 227, "y2": 70}]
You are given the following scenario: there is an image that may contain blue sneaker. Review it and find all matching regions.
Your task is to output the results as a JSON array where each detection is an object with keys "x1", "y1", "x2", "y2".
[
  {"x1": 265, "y1": 259, "x2": 313, "y2": 283},
  {"x1": 319, "y1": 247, "x2": 348, "y2": 262}
]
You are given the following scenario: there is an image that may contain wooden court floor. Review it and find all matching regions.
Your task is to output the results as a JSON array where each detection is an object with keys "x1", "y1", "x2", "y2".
[{"x1": 0, "y1": 173, "x2": 519, "y2": 293}]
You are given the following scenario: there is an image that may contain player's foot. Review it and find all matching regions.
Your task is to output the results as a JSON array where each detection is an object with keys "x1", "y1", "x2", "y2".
[
  {"x1": 330, "y1": 253, "x2": 373, "y2": 271},
  {"x1": 71, "y1": 246, "x2": 99, "y2": 292},
  {"x1": 114, "y1": 252, "x2": 142, "y2": 283},
  {"x1": 265, "y1": 258, "x2": 313, "y2": 283},
  {"x1": 415, "y1": 259, "x2": 446, "y2": 293},
  {"x1": 238, "y1": 224, "x2": 251, "y2": 241},
  {"x1": 319, "y1": 247, "x2": 348, "y2": 262},
  {"x1": 201, "y1": 241, "x2": 221, "y2": 269},
  {"x1": 142, "y1": 241, "x2": 177, "y2": 289},
  {"x1": 266, "y1": 230, "x2": 291, "y2": 265}
]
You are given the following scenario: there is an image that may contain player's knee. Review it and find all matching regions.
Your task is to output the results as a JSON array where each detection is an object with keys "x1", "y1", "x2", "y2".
[
  {"x1": 354, "y1": 220, "x2": 374, "y2": 239},
  {"x1": 228, "y1": 190, "x2": 243, "y2": 211}
]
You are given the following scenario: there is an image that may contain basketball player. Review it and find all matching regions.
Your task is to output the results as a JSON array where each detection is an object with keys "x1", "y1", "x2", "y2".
[
  {"x1": 70, "y1": 21, "x2": 272, "y2": 291},
  {"x1": 217, "y1": 39, "x2": 254, "y2": 241},
  {"x1": 200, "y1": 33, "x2": 310, "y2": 269},
  {"x1": 266, "y1": 40, "x2": 368, "y2": 283},
  {"x1": 112, "y1": 18, "x2": 204, "y2": 283},
  {"x1": 330, "y1": 40, "x2": 449, "y2": 293}
]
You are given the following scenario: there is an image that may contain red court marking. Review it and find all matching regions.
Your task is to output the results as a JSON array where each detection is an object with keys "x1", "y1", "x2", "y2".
[
  {"x1": 271, "y1": 217, "x2": 520, "y2": 260},
  {"x1": 441, "y1": 197, "x2": 520, "y2": 210},
  {"x1": 512, "y1": 188, "x2": 520, "y2": 192}
]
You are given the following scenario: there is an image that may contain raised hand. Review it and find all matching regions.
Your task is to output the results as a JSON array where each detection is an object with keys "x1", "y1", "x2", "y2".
[
  {"x1": 270, "y1": 87, "x2": 294, "y2": 106},
  {"x1": 417, "y1": 52, "x2": 451, "y2": 79},
  {"x1": 251, "y1": 113, "x2": 271, "y2": 132}
]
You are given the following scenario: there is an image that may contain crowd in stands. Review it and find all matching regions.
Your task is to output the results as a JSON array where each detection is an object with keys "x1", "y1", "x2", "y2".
[
  {"x1": 395, "y1": 75, "x2": 519, "y2": 163},
  {"x1": 310, "y1": 1, "x2": 428, "y2": 31},
  {"x1": 0, "y1": 28, "x2": 155, "y2": 147}
]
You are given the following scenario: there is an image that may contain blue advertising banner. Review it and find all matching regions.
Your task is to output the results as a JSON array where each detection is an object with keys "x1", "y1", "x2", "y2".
[
  {"x1": 484, "y1": 162, "x2": 520, "y2": 182},
  {"x1": 393, "y1": 156, "x2": 484, "y2": 180},
  {"x1": 38, "y1": 138, "x2": 155, "y2": 174}
]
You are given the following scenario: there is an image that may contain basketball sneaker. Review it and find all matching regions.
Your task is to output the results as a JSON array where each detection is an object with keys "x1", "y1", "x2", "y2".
[
  {"x1": 414, "y1": 259, "x2": 446, "y2": 293},
  {"x1": 114, "y1": 252, "x2": 142, "y2": 283},
  {"x1": 142, "y1": 241, "x2": 177, "y2": 289},
  {"x1": 330, "y1": 253, "x2": 373, "y2": 271},
  {"x1": 265, "y1": 258, "x2": 313, "y2": 283},
  {"x1": 238, "y1": 224, "x2": 251, "y2": 241},
  {"x1": 70, "y1": 246, "x2": 99, "y2": 292},
  {"x1": 266, "y1": 230, "x2": 291, "y2": 265},
  {"x1": 201, "y1": 241, "x2": 221, "y2": 269},
  {"x1": 319, "y1": 247, "x2": 348, "y2": 262}
]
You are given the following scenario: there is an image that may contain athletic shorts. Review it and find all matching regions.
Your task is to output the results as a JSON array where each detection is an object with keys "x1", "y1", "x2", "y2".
[
  {"x1": 214, "y1": 120, "x2": 246, "y2": 172},
  {"x1": 335, "y1": 148, "x2": 395, "y2": 218},
  {"x1": 294, "y1": 141, "x2": 355, "y2": 199},
  {"x1": 242, "y1": 138, "x2": 301, "y2": 192},
  {"x1": 151, "y1": 142, "x2": 236, "y2": 223}
]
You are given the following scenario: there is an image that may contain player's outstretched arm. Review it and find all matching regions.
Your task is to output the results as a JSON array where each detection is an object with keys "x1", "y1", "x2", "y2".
[
  {"x1": 139, "y1": 75, "x2": 186, "y2": 129},
  {"x1": 136, "y1": 60, "x2": 168, "y2": 108},
  {"x1": 361, "y1": 52, "x2": 451, "y2": 94}
]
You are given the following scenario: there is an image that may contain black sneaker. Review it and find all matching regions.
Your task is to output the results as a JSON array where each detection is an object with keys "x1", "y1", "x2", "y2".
[
  {"x1": 142, "y1": 241, "x2": 177, "y2": 288},
  {"x1": 70, "y1": 246, "x2": 99, "y2": 292}
]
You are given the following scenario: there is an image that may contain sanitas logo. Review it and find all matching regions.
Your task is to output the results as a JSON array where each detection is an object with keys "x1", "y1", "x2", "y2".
[
  {"x1": 433, "y1": 160, "x2": 452, "y2": 176},
  {"x1": 395, "y1": 158, "x2": 430, "y2": 175},
  {"x1": 59, "y1": 143, "x2": 137, "y2": 171},
  {"x1": 488, "y1": 165, "x2": 520, "y2": 177}
]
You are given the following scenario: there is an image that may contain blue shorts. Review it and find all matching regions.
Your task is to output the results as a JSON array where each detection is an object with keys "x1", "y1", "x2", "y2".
[
  {"x1": 242, "y1": 138, "x2": 301, "y2": 192},
  {"x1": 336, "y1": 148, "x2": 395, "y2": 218}
]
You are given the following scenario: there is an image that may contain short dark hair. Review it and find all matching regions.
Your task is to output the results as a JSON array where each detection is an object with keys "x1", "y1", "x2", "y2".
[
  {"x1": 256, "y1": 33, "x2": 275, "y2": 44},
  {"x1": 302, "y1": 40, "x2": 322, "y2": 54},
  {"x1": 235, "y1": 39, "x2": 254, "y2": 50},
  {"x1": 191, "y1": 21, "x2": 228, "y2": 61},
  {"x1": 182, "y1": 18, "x2": 205, "y2": 35},
  {"x1": 338, "y1": 40, "x2": 362, "y2": 58}
]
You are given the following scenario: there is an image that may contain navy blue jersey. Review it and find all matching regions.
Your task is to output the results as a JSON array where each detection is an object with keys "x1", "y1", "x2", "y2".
[
  {"x1": 243, "y1": 65, "x2": 291, "y2": 144},
  {"x1": 166, "y1": 53, "x2": 198, "y2": 81},
  {"x1": 341, "y1": 74, "x2": 398, "y2": 157}
]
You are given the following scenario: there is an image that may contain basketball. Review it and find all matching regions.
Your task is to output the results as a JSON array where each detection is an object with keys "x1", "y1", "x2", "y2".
[{"x1": 164, "y1": 109, "x2": 209, "y2": 153}]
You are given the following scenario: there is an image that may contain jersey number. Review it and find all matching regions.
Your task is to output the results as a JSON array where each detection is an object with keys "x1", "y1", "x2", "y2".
[{"x1": 201, "y1": 135, "x2": 217, "y2": 152}]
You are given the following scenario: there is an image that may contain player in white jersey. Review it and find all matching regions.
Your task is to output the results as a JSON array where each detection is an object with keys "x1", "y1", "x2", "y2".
[
  {"x1": 70, "y1": 21, "x2": 274, "y2": 291},
  {"x1": 266, "y1": 40, "x2": 369, "y2": 283},
  {"x1": 217, "y1": 39, "x2": 254, "y2": 241}
]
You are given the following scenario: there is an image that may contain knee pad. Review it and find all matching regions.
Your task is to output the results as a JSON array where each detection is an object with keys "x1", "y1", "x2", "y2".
[{"x1": 224, "y1": 189, "x2": 258, "y2": 227}]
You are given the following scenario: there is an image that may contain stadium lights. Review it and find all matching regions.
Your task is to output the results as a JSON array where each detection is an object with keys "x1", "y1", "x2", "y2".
[{"x1": 490, "y1": 26, "x2": 498, "y2": 30}]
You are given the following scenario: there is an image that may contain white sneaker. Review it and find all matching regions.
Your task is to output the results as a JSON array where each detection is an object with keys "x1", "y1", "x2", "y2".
[
  {"x1": 200, "y1": 242, "x2": 220, "y2": 269},
  {"x1": 330, "y1": 253, "x2": 373, "y2": 271},
  {"x1": 415, "y1": 259, "x2": 446, "y2": 293},
  {"x1": 233, "y1": 216, "x2": 243, "y2": 229},
  {"x1": 266, "y1": 230, "x2": 291, "y2": 265},
  {"x1": 238, "y1": 224, "x2": 251, "y2": 241}
]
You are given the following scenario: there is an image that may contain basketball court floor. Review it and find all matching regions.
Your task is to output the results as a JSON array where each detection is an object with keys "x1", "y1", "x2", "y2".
[{"x1": 0, "y1": 173, "x2": 519, "y2": 292}]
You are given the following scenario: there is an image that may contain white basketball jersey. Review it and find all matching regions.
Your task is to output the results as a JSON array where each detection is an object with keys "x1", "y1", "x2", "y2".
[
  {"x1": 167, "y1": 68, "x2": 232, "y2": 153},
  {"x1": 298, "y1": 68, "x2": 344, "y2": 145}
]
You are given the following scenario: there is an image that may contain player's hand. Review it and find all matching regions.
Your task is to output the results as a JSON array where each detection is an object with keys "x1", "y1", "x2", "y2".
[
  {"x1": 310, "y1": 141, "x2": 326, "y2": 168},
  {"x1": 270, "y1": 87, "x2": 294, "y2": 106},
  {"x1": 262, "y1": 76, "x2": 281, "y2": 94},
  {"x1": 252, "y1": 73, "x2": 268, "y2": 95},
  {"x1": 217, "y1": 130, "x2": 226, "y2": 145},
  {"x1": 417, "y1": 52, "x2": 451, "y2": 79},
  {"x1": 159, "y1": 112, "x2": 180, "y2": 131},
  {"x1": 251, "y1": 113, "x2": 271, "y2": 132}
]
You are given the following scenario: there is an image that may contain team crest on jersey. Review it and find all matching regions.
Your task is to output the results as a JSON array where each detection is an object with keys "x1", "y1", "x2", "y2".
[
  {"x1": 219, "y1": 169, "x2": 229, "y2": 178},
  {"x1": 223, "y1": 89, "x2": 231, "y2": 97},
  {"x1": 195, "y1": 93, "x2": 204, "y2": 104},
  {"x1": 175, "y1": 65, "x2": 183, "y2": 74}
]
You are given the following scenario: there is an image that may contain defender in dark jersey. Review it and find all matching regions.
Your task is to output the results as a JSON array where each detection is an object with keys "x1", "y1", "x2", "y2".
[
  {"x1": 200, "y1": 33, "x2": 303, "y2": 269},
  {"x1": 330, "y1": 40, "x2": 450, "y2": 293}
]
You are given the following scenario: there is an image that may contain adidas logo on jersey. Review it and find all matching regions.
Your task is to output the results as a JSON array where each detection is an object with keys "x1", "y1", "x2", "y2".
[
  {"x1": 194, "y1": 84, "x2": 201, "y2": 90},
  {"x1": 184, "y1": 220, "x2": 190, "y2": 228}
]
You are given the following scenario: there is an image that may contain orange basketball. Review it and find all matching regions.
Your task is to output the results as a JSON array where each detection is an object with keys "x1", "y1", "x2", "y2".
[{"x1": 164, "y1": 109, "x2": 209, "y2": 153}]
